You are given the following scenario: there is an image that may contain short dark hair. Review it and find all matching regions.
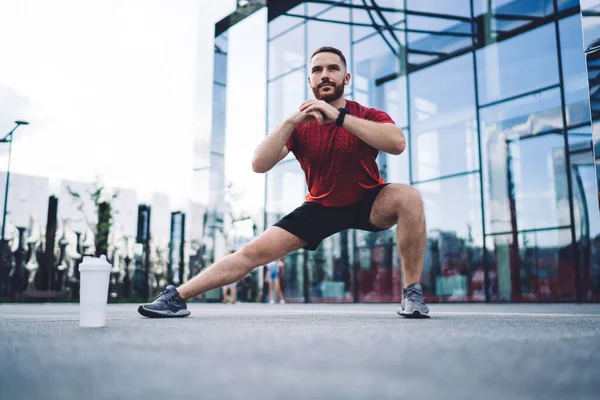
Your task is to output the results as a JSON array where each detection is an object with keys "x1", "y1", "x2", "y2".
[{"x1": 310, "y1": 46, "x2": 347, "y2": 68}]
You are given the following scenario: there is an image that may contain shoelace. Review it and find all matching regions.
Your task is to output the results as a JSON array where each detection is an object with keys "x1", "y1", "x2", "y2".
[
  {"x1": 154, "y1": 289, "x2": 176, "y2": 306},
  {"x1": 403, "y1": 286, "x2": 425, "y2": 304}
]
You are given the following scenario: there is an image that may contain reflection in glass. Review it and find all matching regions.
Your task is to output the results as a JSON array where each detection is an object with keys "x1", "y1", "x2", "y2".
[
  {"x1": 353, "y1": 25, "x2": 405, "y2": 99},
  {"x1": 581, "y1": 1, "x2": 600, "y2": 52},
  {"x1": 268, "y1": 69, "x2": 306, "y2": 133},
  {"x1": 414, "y1": 174, "x2": 484, "y2": 301},
  {"x1": 355, "y1": 227, "x2": 399, "y2": 302},
  {"x1": 559, "y1": 15, "x2": 592, "y2": 126},
  {"x1": 269, "y1": 24, "x2": 305, "y2": 79},
  {"x1": 266, "y1": 161, "x2": 305, "y2": 227},
  {"x1": 269, "y1": 3, "x2": 304, "y2": 39},
  {"x1": 476, "y1": 23, "x2": 558, "y2": 106},
  {"x1": 508, "y1": 134, "x2": 570, "y2": 231},
  {"x1": 307, "y1": 6, "x2": 350, "y2": 64},
  {"x1": 568, "y1": 142, "x2": 600, "y2": 300},
  {"x1": 381, "y1": 76, "x2": 408, "y2": 128},
  {"x1": 473, "y1": 0, "x2": 554, "y2": 36},
  {"x1": 410, "y1": 54, "x2": 478, "y2": 182},
  {"x1": 266, "y1": 160, "x2": 306, "y2": 302},
  {"x1": 486, "y1": 229, "x2": 575, "y2": 301},
  {"x1": 481, "y1": 88, "x2": 563, "y2": 234},
  {"x1": 257, "y1": 0, "x2": 597, "y2": 304},
  {"x1": 308, "y1": 231, "x2": 354, "y2": 302},
  {"x1": 382, "y1": 128, "x2": 410, "y2": 185}
]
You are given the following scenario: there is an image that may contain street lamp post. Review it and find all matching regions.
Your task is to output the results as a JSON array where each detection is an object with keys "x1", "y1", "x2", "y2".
[
  {"x1": 1, "y1": 120, "x2": 29, "y2": 240},
  {"x1": 0, "y1": 120, "x2": 28, "y2": 298}
]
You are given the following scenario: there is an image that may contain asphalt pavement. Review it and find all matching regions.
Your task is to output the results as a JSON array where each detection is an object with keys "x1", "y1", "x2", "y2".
[{"x1": 1, "y1": 302, "x2": 599, "y2": 400}]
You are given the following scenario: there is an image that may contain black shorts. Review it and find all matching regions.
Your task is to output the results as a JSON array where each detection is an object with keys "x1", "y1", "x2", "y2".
[{"x1": 274, "y1": 184, "x2": 389, "y2": 251}]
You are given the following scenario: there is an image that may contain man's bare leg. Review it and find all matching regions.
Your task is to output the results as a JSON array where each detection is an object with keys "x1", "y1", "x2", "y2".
[
  {"x1": 177, "y1": 227, "x2": 307, "y2": 300},
  {"x1": 369, "y1": 184, "x2": 426, "y2": 285},
  {"x1": 369, "y1": 184, "x2": 429, "y2": 318}
]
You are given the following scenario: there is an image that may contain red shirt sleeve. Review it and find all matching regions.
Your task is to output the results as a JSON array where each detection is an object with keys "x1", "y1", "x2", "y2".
[{"x1": 365, "y1": 108, "x2": 395, "y2": 125}]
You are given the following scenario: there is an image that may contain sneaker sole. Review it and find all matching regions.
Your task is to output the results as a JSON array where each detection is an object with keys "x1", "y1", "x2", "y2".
[
  {"x1": 397, "y1": 309, "x2": 430, "y2": 319},
  {"x1": 138, "y1": 305, "x2": 191, "y2": 318}
]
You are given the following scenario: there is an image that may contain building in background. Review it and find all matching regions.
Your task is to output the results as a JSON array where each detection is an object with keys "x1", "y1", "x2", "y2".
[{"x1": 202, "y1": 0, "x2": 600, "y2": 303}]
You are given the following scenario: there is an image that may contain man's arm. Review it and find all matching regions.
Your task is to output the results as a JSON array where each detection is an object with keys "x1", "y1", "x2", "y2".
[
  {"x1": 252, "y1": 109, "x2": 323, "y2": 173},
  {"x1": 299, "y1": 99, "x2": 405, "y2": 155},
  {"x1": 251, "y1": 121, "x2": 294, "y2": 173},
  {"x1": 342, "y1": 116, "x2": 405, "y2": 155}
]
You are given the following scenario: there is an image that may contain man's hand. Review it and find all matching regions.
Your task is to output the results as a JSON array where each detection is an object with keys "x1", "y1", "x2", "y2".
[
  {"x1": 299, "y1": 99, "x2": 339, "y2": 124},
  {"x1": 287, "y1": 109, "x2": 325, "y2": 126}
]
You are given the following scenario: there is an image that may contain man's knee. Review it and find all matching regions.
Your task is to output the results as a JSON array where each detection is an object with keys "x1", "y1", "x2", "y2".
[
  {"x1": 403, "y1": 186, "x2": 423, "y2": 209},
  {"x1": 238, "y1": 242, "x2": 268, "y2": 265}
]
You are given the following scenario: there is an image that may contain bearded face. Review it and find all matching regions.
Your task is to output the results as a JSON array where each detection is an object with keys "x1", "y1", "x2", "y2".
[
  {"x1": 311, "y1": 79, "x2": 345, "y2": 102},
  {"x1": 309, "y1": 52, "x2": 350, "y2": 103}
]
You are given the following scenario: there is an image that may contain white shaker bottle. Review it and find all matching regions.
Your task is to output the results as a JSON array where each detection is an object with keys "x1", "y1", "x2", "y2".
[{"x1": 78, "y1": 254, "x2": 112, "y2": 327}]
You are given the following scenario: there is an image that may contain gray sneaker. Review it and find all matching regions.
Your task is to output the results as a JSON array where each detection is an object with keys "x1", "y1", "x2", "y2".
[{"x1": 397, "y1": 283, "x2": 430, "y2": 318}]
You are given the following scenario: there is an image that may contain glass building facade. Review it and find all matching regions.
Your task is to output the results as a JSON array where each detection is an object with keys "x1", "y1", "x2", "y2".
[{"x1": 204, "y1": 0, "x2": 600, "y2": 303}]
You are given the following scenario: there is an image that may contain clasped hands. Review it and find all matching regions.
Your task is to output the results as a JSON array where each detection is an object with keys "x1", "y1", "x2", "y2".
[{"x1": 288, "y1": 99, "x2": 339, "y2": 126}]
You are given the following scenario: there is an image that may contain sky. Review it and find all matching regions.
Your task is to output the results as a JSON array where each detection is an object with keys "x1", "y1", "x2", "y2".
[
  {"x1": 0, "y1": 0, "x2": 598, "y2": 247},
  {"x1": 0, "y1": 0, "x2": 238, "y2": 211}
]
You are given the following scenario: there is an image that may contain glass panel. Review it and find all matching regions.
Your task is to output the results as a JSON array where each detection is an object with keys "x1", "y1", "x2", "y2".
[
  {"x1": 480, "y1": 88, "x2": 564, "y2": 234},
  {"x1": 560, "y1": 15, "x2": 592, "y2": 127},
  {"x1": 585, "y1": 50, "x2": 600, "y2": 241},
  {"x1": 574, "y1": 164, "x2": 600, "y2": 301},
  {"x1": 265, "y1": 146, "x2": 306, "y2": 302},
  {"x1": 307, "y1": 1, "x2": 332, "y2": 17},
  {"x1": 353, "y1": 26, "x2": 405, "y2": 92},
  {"x1": 567, "y1": 142, "x2": 600, "y2": 301},
  {"x1": 378, "y1": 126, "x2": 409, "y2": 184},
  {"x1": 507, "y1": 134, "x2": 570, "y2": 231},
  {"x1": 269, "y1": 24, "x2": 305, "y2": 79},
  {"x1": 568, "y1": 126, "x2": 593, "y2": 148},
  {"x1": 308, "y1": 231, "x2": 354, "y2": 302},
  {"x1": 406, "y1": 6, "x2": 473, "y2": 66},
  {"x1": 269, "y1": 15, "x2": 304, "y2": 40},
  {"x1": 407, "y1": 0, "x2": 472, "y2": 17},
  {"x1": 224, "y1": 8, "x2": 267, "y2": 252},
  {"x1": 409, "y1": 53, "x2": 478, "y2": 182},
  {"x1": 414, "y1": 173, "x2": 485, "y2": 301},
  {"x1": 381, "y1": 75, "x2": 408, "y2": 128},
  {"x1": 310, "y1": 1, "x2": 350, "y2": 21},
  {"x1": 582, "y1": 0, "x2": 600, "y2": 9},
  {"x1": 268, "y1": 69, "x2": 306, "y2": 134},
  {"x1": 307, "y1": 6, "x2": 351, "y2": 62},
  {"x1": 557, "y1": 0, "x2": 581, "y2": 11},
  {"x1": 486, "y1": 228, "x2": 576, "y2": 301},
  {"x1": 356, "y1": 228, "x2": 400, "y2": 302},
  {"x1": 265, "y1": 161, "x2": 306, "y2": 227},
  {"x1": 473, "y1": 0, "x2": 554, "y2": 36},
  {"x1": 581, "y1": 2, "x2": 600, "y2": 52},
  {"x1": 476, "y1": 23, "x2": 559, "y2": 105},
  {"x1": 353, "y1": 25, "x2": 379, "y2": 43},
  {"x1": 279, "y1": 249, "x2": 306, "y2": 302}
]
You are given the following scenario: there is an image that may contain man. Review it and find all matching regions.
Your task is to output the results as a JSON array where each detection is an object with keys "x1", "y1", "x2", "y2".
[{"x1": 137, "y1": 46, "x2": 429, "y2": 319}]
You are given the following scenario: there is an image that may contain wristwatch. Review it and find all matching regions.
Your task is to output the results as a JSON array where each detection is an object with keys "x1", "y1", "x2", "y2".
[{"x1": 336, "y1": 107, "x2": 349, "y2": 127}]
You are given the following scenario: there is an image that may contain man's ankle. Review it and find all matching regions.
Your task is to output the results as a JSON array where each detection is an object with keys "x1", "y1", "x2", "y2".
[{"x1": 176, "y1": 288, "x2": 188, "y2": 301}]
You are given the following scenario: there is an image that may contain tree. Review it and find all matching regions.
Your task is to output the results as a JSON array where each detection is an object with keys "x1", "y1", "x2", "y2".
[{"x1": 67, "y1": 177, "x2": 119, "y2": 257}]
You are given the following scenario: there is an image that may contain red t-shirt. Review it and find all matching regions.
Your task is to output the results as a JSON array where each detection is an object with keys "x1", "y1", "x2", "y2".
[{"x1": 285, "y1": 100, "x2": 395, "y2": 207}]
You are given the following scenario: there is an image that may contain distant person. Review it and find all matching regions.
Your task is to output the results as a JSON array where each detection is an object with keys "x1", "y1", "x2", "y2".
[
  {"x1": 138, "y1": 46, "x2": 429, "y2": 319},
  {"x1": 267, "y1": 258, "x2": 285, "y2": 304},
  {"x1": 222, "y1": 280, "x2": 237, "y2": 304}
]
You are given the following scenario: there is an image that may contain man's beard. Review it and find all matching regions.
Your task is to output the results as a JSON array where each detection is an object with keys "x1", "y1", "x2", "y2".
[{"x1": 312, "y1": 82, "x2": 344, "y2": 102}]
